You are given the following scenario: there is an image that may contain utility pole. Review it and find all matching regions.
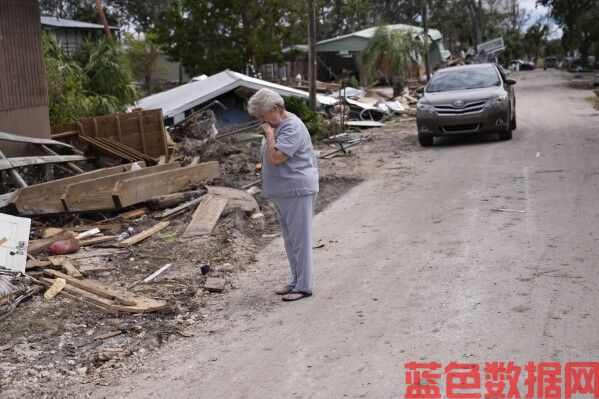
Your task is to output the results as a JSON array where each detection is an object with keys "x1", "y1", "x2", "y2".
[
  {"x1": 307, "y1": 0, "x2": 317, "y2": 111},
  {"x1": 422, "y1": 0, "x2": 431, "y2": 81}
]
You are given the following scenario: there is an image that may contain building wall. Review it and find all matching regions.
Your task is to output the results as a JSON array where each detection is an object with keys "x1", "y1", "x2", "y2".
[{"x1": 0, "y1": 0, "x2": 51, "y2": 156}]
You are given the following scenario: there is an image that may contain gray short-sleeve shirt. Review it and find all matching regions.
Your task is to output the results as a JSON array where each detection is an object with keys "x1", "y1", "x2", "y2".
[{"x1": 260, "y1": 113, "x2": 319, "y2": 198}]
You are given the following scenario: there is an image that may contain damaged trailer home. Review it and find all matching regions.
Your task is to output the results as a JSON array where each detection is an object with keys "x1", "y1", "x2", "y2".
[{"x1": 133, "y1": 70, "x2": 338, "y2": 131}]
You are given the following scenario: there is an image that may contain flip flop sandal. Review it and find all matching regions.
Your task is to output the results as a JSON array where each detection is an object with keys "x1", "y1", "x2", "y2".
[
  {"x1": 282, "y1": 290, "x2": 313, "y2": 301},
  {"x1": 275, "y1": 286, "x2": 294, "y2": 295}
]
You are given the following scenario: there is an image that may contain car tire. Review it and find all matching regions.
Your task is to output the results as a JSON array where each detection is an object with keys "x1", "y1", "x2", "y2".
[
  {"x1": 418, "y1": 133, "x2": 433, "y2": 146},
  {"x1": 499, "y1": 126, "x2": 513, "y2": 141},
  {"x1": 511, "y1": 112, "x2": 517, "y2": 130}
]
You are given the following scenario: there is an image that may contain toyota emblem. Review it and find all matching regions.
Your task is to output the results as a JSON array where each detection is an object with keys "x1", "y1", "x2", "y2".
[{"x1": 454, "y1": 99, "x2": 465, "y2": 108}]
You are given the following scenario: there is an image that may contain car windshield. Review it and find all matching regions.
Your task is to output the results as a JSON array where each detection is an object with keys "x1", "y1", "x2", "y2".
[{"x1": 426, "y1": 67, "x2": 501, "y2": 93}]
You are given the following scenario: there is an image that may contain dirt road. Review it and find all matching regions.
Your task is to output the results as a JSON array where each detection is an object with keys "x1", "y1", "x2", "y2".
[{"x1": 90, "y1": 70, "x2": 599, "y2": 398}]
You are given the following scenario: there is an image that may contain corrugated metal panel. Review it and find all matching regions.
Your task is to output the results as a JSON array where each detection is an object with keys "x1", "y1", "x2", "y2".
[
  {"x1": 0, "y1": 0, "x2": 49, "y2": 112},
  {"x1": 0, "y1": 107, "x2": 51, "y2": 157},
  {"x1": 0, "y1": 0, "x2": 51, "y2": 156}
]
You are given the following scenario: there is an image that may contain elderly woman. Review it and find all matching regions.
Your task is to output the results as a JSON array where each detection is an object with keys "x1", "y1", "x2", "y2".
[{"x1": 247, "y1": 88, "x2": 319, "y2": 301}]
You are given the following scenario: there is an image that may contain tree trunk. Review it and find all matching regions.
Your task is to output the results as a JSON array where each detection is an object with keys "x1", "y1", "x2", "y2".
[
  {"x1": 95, "y1": 0, "x2": 113, "y2": 40},
  {"x1": 307, "y1": 0, "x2": 317, "y2": 111}
]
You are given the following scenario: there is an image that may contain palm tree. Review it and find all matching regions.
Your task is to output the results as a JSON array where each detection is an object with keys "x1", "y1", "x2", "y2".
[
  {"x1": 524, "y1": 24, "x2": 549, "y2": 63},
  {"x1": 359, "y1": 26, "x2": 425, "y2": 86}
]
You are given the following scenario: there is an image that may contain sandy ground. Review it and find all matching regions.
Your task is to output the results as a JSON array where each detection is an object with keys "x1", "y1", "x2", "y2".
[{"x1": 6, "y1": 69, "x2": 599, "y2": 398}]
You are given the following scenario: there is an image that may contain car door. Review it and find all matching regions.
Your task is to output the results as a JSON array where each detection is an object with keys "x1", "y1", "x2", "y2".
[{"x1": 497, "y1": 66, "x2": 515, "y2": 117}]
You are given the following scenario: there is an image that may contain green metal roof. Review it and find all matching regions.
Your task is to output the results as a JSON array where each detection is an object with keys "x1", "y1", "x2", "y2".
[{"x1": 315, "y1": 24, "x2": 443, "y2": 53}]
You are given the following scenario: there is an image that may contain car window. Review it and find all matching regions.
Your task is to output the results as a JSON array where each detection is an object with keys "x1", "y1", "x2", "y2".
[{"x1": 426, "y1": 67, "x2": 502, "y2": 92}]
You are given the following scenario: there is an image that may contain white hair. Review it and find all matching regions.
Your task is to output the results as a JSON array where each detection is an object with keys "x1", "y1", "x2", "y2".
[{"x1": 247, "y1": 88, "x2": 284, "y2": 116}]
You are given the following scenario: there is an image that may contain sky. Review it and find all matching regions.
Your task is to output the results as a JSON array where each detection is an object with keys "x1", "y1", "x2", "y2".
[{"x1": 519, "y1": 0, "x2": 563, "y2": 38}]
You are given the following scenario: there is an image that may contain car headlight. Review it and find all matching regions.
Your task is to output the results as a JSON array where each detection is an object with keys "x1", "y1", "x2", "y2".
[
  {"x1": 486, "y1": 94, "x2": 508, "y2": 109},
  {"x1": 417, "y1": 102, "x2": 436, "y2": 114}
]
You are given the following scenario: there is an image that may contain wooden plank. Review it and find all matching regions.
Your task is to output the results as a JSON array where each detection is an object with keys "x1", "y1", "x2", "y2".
[
  {"x1": 115, "y1": 115, "x2": 122, "y2": 142},
  {"x1": 118, "y1": 221, "x2": 170, "y2": 248},
  {"x1": 42, "y1": 227, "x2": 63, "y2": 238},
  {"x1": 158, "y1": 112, "x2": 170, "y2": 162},
  {"x1": 156, "y1": 196, "x2": 204, "y2": 219},
  {"x1": 62, "y1": 259, "x2": 83, "y2": 278},
  {"x1": 39, "y1": 144, "x2": 84, "y2": 174},
  {"x1": 137, "y1": 113, "x2": 148, "y2": 155},
  {"x1": 57, "y1": 248, "x2": 125, "y2": 260},
  {"x1": 0, "y1": 131, "x2": 74, "y2": 148},
  {"x1": 43, "y1": 269, "x2": 136, "y2": 306},
  {"x1": 97, "y1": 138, "x2": 156, "y2": 165},
  {"x1": 79, "y1": 235, "x2": 116, "y2": 247},
  {"x1": 39, "y1": 277, "x2": 116, "y2": 313},
  {"x1": 11, "y1": 163, "x2": 145, "y2": 215},
  {"x1": 28, "y1": 231, "x2": 75, "y2": 256},
  {"x1": 119, "y1": 208, "x2": 147, "y2": 219},
  {"x1": 25, "y1": 257, "x2": 51, "y2": 270},
  {"x1": 113, "y1": 162, "x2": 221, "y2": 208},
  {"x1": 206, "y1": 186, "x2": 260, "y2": 213},
  {"x1": 61, "y1": 163, "x2": 179, "y2": 212},
  {"x1": 0, "y1": 155, "x2": 88, "y2": 171},
  {"x1": 182, "y1": 194, "x2": 228, "y2": 238},
  {"x1": 80, "y1": 136, "x2": 137, "y2": 162}
]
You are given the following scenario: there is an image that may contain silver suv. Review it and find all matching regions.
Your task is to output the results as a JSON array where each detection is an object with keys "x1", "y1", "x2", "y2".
[{"x1": 416, "y1": 63, "x2": 516, "y2": 146}]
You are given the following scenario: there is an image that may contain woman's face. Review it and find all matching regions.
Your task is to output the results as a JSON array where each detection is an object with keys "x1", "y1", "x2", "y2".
[{"x1": 257, "y1": 107, "x2": 284, "y2": 127}]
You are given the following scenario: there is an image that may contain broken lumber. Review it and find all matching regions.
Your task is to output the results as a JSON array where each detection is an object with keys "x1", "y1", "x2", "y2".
[
  {"x1": 0, "y1": 155, "x2": 89, "y2": 172},
  {"x1": 130, "y1": 263, "x2": 173, "y2": 288},
  {"x1": 53, "y1": 248, "x2": 125, "y2": 261},
  {"x1": 61, "y1": 162, "x2": 179, "y2": 212},
  {"x1": 113, "y1": 161, "x2": 221, "y2": 208},
  {"x1": 118, "y1": 221, "x2": 170, "y2": 248},
  {"x1": 0, "y1": 131, "x2": 75, "y2": 148},
  {"x1": 10, "y1": 163, "x2": 145, "y2": 215},
  {"x1": 182, "y1": 194, "x2": 228, "y2": 238},
  {"x1": 25, "y1": 257, "x2": 52, "y2": 270},
  {"x1": 43, "y1": 269, "x2": 136, "y2": 306},
  {"x1": 119, "y1": 208, "x2": 147, "y2": 219},
  {"x1": 156, "y1": 196, "x2": 204, "y2": 219},
  {"x1": 47, "y1": 256, "x2": 83, "y2": 278},
  {"x1": 79, "y1": 136, "x2": 156, "y2": 165},
  {"x1": 44, "y1": 278, "x2": 66, "y2": 300},
  {"x1": 75, "y1": 228, "x2": 100, "y2": 240},
  {"x1": 206, "y1": 186, "x2": 259, "y2": 213},
  {"x1": 79, "y1": 235, "x2": 117, "y2": 247},
  {"x1": 28, "y1": 231, "x2": 75, "y2": 256},
  {"x1": 146, "y1": 190, "x2": 204, "y2": 210},
  {"x1": 42, "y1": 227, "x2": 64, "y2": 238},
  {"x1": 39, "y1": 275, "x2": 168, "y2": 313}
]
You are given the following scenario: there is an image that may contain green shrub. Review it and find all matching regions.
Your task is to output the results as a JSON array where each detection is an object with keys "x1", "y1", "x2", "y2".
[
  {"x1": 284, "y1": 96, "x2": 329, "y2": 141},
  {"x1": 43, "y1": 32, "x2": 138, "y2": 125},
  {"x1": 341, "y1": 76, "x2": 359, "y2": 89}
]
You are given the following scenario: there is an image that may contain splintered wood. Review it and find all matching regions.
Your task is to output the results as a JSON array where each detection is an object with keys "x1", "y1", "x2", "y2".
[
  {"x1": 118, "y1": 221, "x2": 170, "y2": 248},
  {"x1": 41, "y1": 269, "x2": 168, "y2": 313}
]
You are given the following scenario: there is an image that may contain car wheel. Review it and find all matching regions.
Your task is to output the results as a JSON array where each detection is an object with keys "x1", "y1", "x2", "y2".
[
  {"x1": 499, "y1": 126, "x2": 513, "y2": 141},
  {"x1": 418, "y1": 133, "x2": 433, "y2": 146},
  {"x1": 510, "y1": 112, "x2": 517, "y2": 130}
]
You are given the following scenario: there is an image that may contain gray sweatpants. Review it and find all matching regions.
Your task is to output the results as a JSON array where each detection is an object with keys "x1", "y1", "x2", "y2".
[{"x1": 272, "y1": 194, "x2": 317, "y2": 293}]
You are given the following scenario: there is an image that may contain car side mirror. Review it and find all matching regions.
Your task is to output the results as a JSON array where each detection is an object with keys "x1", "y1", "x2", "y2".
[{"x1": 506, "y1": 78, "x2": 516, "y2": 85}]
